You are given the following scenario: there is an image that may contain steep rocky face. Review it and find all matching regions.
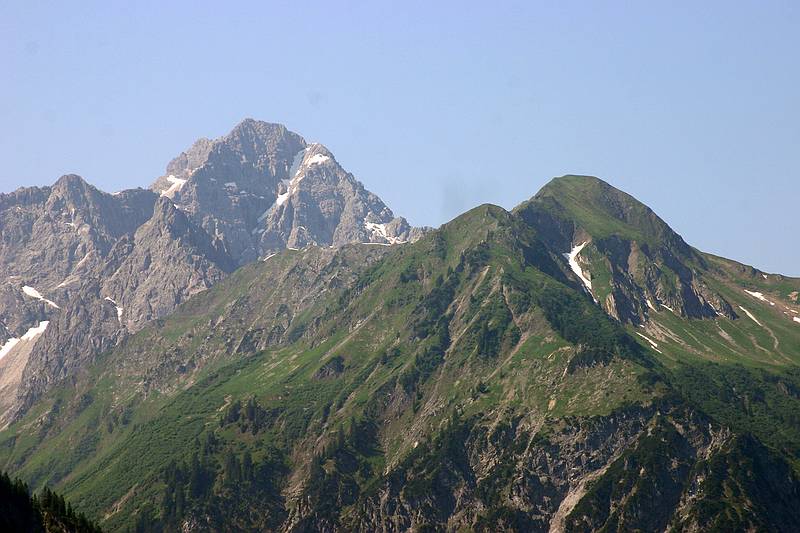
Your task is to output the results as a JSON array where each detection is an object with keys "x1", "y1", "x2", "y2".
[
  {"x1": 259, "y1": 142, "x2": 421, "y2": 251},
  {"x1": 0, "y1": 179, "x2": 238, "y2": 422},
  {"x1": 152, "y1": 120, "x2": 307, "y2": 264},
  {"x1": 100, "y1": 197, "x2": 235, "y2": 332},
  {"x1": 0, "y1": 176, "x2": 157, "y2": 345},
  {"x1": 515, "y1": 175, "x2": 737, "y2": 325},
  {"x1": 1, "y1": 120, "x2": 423, "y2": 424},
  {"x1": 346, "y1": 404, "x2": 800, "y2": 533},
  {"x1": 0, "y1": 178, "x2": 160, "y2": 420},
  {"x1": 151, "y1": 119, "x2": 421, "y2": 263},
  {"x1": 11, "y1": 199, "x2": 239, "y2": 416},
  {"x1": 15, "y1": 283, "x2": 125, "y2": 414},
  {"x1": 0, "y1": 176, "x2": 155, "y2": 289}
]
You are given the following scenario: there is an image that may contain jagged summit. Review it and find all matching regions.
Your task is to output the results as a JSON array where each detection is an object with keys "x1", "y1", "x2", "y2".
[
  {"x1": 151, "y1": 119, "x2": 422, "y2": 263},
  {"x1": 51, "y1": 173, "x2": 90, "y2": 189}
]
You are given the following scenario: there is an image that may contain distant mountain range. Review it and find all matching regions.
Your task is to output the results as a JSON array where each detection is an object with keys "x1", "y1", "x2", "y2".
[{"x1": 2, "y1": 121, "x2": 800, "y2": 532}]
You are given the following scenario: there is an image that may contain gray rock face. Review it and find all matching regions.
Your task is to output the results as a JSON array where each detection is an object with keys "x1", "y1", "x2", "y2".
[
  {"x1": 514, "y1": 177, "x2": 737, "y2": 326},
  {"x1": 15, "y1": 282, "x2": 125, "y2": 414},
  {"x1": 0, "y1": 119, "x2": 422, "y2": 422},
  {"x1": 0, "y1": 181, "x2": 238, "y2": 421},
  {"x1": 152, "y1": 119, "x2": 422, "y2": 263},
  {"x1": 101, "y1": 197, "x2": 234, "y2": 332}
]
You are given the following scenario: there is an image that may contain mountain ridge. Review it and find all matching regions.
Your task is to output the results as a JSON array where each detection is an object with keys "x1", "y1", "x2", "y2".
[
  {"x1": 0, "y1": 119, "x2": 425, "y2": 425},
  {"x1": 1, "y1": 170, "x2": 798, "y2": 531}
]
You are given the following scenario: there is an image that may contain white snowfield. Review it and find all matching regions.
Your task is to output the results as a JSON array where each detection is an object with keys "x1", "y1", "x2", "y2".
[
  {"x1": 635, "y1": 332, "x2": 663, "y2": 353},
  {"x1": 274, "y1": 179, "x2": 292, "y2": 208},
  {"x1": 738, "y1": 306, "x2": 763, "y2": 327},
  {"x1": 744, "y1": 290, "x2": 775, "y2": 306},
  {"x1": 305, "y1": 153, "x2": 330, "y2": 167},
  {"x1": 563, "y1": 242, "x2": 593, "y2": 295},
  {"x1": 22, "y1": 286, "x2": 60, "y2": 309},
  {"x1": 160, "y1": 175, "x2": 187, "y2": 198},
  {"x1": 104, "y1": 297, "x2": 124, "y2": 322},
  {"x1": 272, "y1": 147, "x2": 328, "y2": 210},
  {"x1": 0, "y1": 321, "x2": 49, "y2": 362},
  {"x1": 288, "y1": 148, "x2": 307, "y2": 178},
  {"x1": 0, "y1": 338, "x2": 18, "y2": 361},
  {"x1": 364, "y1": 220, "x2": 407, "y2": 245}
]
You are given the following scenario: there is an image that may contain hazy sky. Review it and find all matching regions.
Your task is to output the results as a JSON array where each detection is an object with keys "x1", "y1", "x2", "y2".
[{"x1": 1, "y1": 1, "x2": 798, "y2": 275}]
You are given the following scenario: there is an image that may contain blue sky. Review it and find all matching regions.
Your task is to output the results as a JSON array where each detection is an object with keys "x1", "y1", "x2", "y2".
[{"x1": 1, "y1": 1, "x2": 798, "y2": 274}]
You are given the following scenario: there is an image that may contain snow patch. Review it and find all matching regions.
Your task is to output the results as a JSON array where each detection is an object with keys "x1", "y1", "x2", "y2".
[
  {"x1": 564, "y1": 243, "x2": 593, "y2": 295},
  {"x1": 635, "y1": 332, "x2": 663, "y2": 354},
  {"x1": 0, "y1": 321, "x2": 49, "y2": 362},
  {"x1": 260, "y1": 180, "x2": 287, "y2": 220},
  {"x1": 0, "y1": 338, "x2": 19, "y2": 361},
  {"x1": 762, "y1": 274, "x2": 768, "y2": 279},
  {"x1": 364, "y1": 220, "x2": 406, "y2": 245},
  {"x1": 793, "y1": 317, "x2": 800, "y2": 324},
  {"x1": 104, "y1": 297, "x2": 123, "y2": 322},
  {"x1": 274, "y1": 157, "x2": 308, "y2": 208},
  {"x1": 22, "y1": 286, "x2": 60, "y2": 309},
  {"x1": 289, "y1": 148, "x2": 308, "y2": 178},
  {"x1": 738, "y1": 306, "x2": 763, "y2": 327},
  {"x1": 660, "y1": 303, "x2": 675, "y2": 313},
  {"x1": 744, "y1": 290, "x2": 775, "y2": 306},
  {"x1": 262, "y1": 253, "x2": 277, "y2": 262},
  {"x1": 160, "y1": 175, "x2": 187, "y2": 198},
  {"x1": 305, "y1": 153, "x2": 330, "y2": 166},
  {"x1": 646, "y1": 299, "x2": 656, "y2": 311},
  {"x1": 224, "y1": 182, "x2": 238, "y2": 189},
  {"x1": 22, "y1": 286, "x2": 44, "y2": 299},
  {"x1": 22, "y1": 321, "x2": 49, "y2": 340},
  {"x1": 275, "y1": 191, "x2": 290, "y2": 207}
]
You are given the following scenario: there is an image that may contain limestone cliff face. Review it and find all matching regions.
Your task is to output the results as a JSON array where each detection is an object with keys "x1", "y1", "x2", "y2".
[
  {"x1": 152, "y1": 119, "x2": 421, "y2": 263},
  {"x1": 0, "y1": 120, "x2": 422, "y2": 422}
]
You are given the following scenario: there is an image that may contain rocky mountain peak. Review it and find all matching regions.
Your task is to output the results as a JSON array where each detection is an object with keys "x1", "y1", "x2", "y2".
[
  {"x1": 47, "y1": 174, "x2": 97, "y2": 209},
  {"x1": 514, "y1": 175, "x2": 734, "y2": 324},
  {"x1": 51, "y1": 173, "x2": 90, "y2": 191},
  {"x1": 164, "y1": 137, "x2": 214, "y2": 179},
  {"x1": 1, "y1": 120, "x2": 421, "y2": 422},
  {"x1": 530, "y1": 175, "x2": 692, "y2": 255},
  {"x1": 150, "y1": 119, "x2": 421, "y2": 263}
]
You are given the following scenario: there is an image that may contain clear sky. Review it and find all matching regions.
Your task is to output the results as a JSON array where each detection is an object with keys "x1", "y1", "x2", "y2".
[{"x1": 1, "y1": 1, "x2": 798, "y2": 275}]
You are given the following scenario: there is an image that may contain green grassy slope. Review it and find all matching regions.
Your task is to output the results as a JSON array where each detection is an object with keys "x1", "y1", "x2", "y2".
[{"x1": 2, "y1": 177, "x2": 799, "y2": 531}]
